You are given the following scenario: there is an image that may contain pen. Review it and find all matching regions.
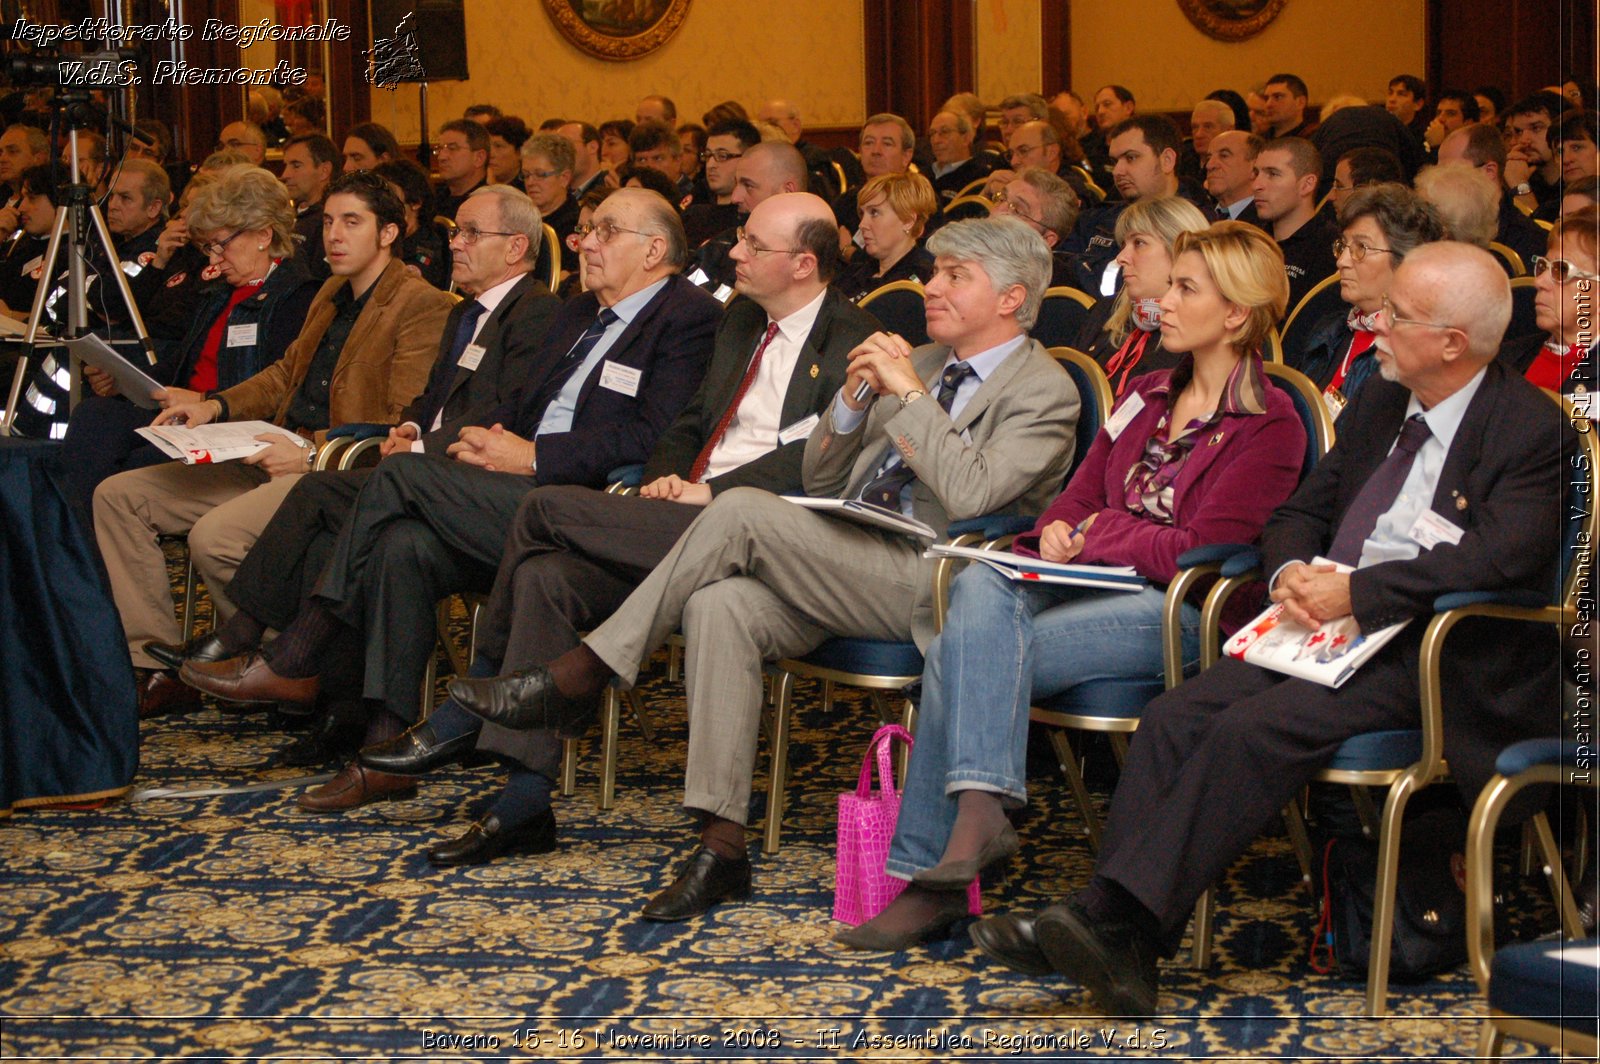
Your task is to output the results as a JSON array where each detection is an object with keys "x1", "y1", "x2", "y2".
[
  {"x1": 852, "y1": 378, "x2": 873, "y2": 403},
  {"x1": 1069, "y1": 516, "x2": 1092, "y2": 539}
]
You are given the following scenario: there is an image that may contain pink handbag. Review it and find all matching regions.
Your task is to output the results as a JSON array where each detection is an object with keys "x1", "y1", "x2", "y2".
[{"x1": 834, "y1": 723, "x2": 983, "y2": 924}]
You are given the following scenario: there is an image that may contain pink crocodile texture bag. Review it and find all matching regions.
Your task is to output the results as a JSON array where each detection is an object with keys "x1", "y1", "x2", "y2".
[{"x1": 833, "y1": 723, "x2": 983, "y2": 924}]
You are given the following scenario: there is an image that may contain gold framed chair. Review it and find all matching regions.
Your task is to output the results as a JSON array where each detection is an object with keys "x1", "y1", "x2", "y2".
[
  {"x1": 540, "y1": 223, "x2": 561, "y2": 292},
  {"x1": 1488, "y1": 241, "x2": 1528, "y2": 277},
  {"x1": 954, "y1": 175, "x2": 991, "y2": 200},
  {"x1": 1279, "y1": 272, "x2": 1343, "y2": 360}
]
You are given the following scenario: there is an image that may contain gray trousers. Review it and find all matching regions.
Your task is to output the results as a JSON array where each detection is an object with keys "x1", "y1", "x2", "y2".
[{"x1": 583, "y1": 487, "x2": 923, "y2": 825}]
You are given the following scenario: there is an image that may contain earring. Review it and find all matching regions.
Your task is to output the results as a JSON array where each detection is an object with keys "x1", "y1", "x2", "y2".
[{"x1": 258, "y1": 244, "x2": 265, "y2": 250}]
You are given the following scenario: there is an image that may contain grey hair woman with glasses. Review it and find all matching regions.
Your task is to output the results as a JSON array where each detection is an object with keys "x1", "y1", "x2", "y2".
[
  {"x1": 1285, "y1": 182, "x2": 1444, "y2": 418},
  {"x1": 55, "y1": 166, "x2": 319, "y2": 513}
]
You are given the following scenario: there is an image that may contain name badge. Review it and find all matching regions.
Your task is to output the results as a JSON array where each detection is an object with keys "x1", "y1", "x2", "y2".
[
  {"x1": 711, "y1": 283, "x2": 735, "y2": 303},
  {"x1": 21, "y1": 254, "x2": 41, "y2": 277},
  {"x1": 686, "y1": 267, "x2": 711, "y2": 286},
  {"x1": 1322, "y1": 385, "x2": 1347, "y2": 422},
  {"x1": 599, "y1": 360, "x2": 642, "y2": 397},
  {"x1": 458, "y1": 343, "x2": 486, "y2": 371},
  {"x1": 778, "y1": 412, "x2": 820, "y2": 446},
  {"x1": 1408, "y1": 509, "x2": 1465, "y2": 550},
  {"x1": 227, "y1": 323, "x2": 258, "y2": 347},
  {"x1": 1102, "y1": 390, "x2": 1146, "y2": 441}
]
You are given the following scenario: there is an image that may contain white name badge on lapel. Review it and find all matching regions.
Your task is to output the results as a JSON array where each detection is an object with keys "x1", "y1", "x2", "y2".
[
  {"x1": 21, "y1": 254, "x2": 42, "y2": 277},
  {"x1": 226, "y1": 323, "x2": 258, "y2": 347},
  {"x1": 599, "y1": 360, "x2": 642, "y2": 397},
  {"x1": 1408, "y1": 509, "x2": 1465, "y2": 550},
  {"x1": 458, "y1": 343, "x2": 487, "y2": 371},
  {"x1": 778, "y1": 412, "x2": 819, "y2": 446},
  {"x1": 1102, "y1": 391, "x2": 1146, "y2": 441}
]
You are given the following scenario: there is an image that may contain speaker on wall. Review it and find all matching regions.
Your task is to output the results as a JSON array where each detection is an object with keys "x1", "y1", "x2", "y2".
[{"x1": 369, "y1": 0, "x2": 469, "y2": 83}]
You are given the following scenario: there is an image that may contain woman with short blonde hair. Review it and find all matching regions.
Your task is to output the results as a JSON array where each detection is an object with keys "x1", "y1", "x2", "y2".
[{"x1": 836, "y1": 171, "x2": 938, "y2": 301}]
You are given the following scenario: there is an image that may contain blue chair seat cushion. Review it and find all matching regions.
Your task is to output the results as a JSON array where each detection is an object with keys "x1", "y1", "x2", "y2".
[
  {"x1": 1489, "y1": 937, "x2": 1600, "y2": 1034},
  {"x1": 797, "y1": 638, "x2": 924, "y2": 678},
  {"x1": 1035, "y1": 677, "x2": 1164, "y2": 719},
  {"x1": 1325, "y1": 729, "x2": 1422, "y2": 773}
]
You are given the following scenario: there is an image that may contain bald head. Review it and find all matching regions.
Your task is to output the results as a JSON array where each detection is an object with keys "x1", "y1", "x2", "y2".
[
  {"x1": 732, "y1": 191, "x2": 841, "y2": 315},
  {"x1": 758, "y1": 99, "x2": 802, "y2": 143},
  {"x1": 1376, "y1": 241, "x2": 1510, "y2": 405}
]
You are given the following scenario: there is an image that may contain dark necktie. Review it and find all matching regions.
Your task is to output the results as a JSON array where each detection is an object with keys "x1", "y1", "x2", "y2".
[
  {"x1": 417, "y1": 300, "x2": 486, "y2": 427},
  {"x1": 689, "y1": 321, "x2": 780, "y2": 483},
  {"x1": 1326, "y1": 414, "x2": 1432, "y2": 566},
  {"x1": 858, "y1": 360, "x2": 976, "y2": 508},
  {"x1": 529, "y1": 306, "x2": 620, "y2": 418}
]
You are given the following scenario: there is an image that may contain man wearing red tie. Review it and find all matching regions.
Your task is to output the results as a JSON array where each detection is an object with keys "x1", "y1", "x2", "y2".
[{"x1": 358, "y1": 193, "x2": 880, "y2": 865}]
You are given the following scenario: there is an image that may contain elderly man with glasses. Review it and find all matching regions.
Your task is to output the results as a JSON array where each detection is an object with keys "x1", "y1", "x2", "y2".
[
  {"x1": 973, "y1": 242, "x2": 1569, "y2": 1018},
  {"x1": 180, "y1": 188, "x2": 721, "y2": 810}
]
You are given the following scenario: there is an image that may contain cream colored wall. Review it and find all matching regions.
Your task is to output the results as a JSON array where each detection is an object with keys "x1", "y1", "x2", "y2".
[
  {"x1": 368, "y1": 0, "x2": 866, "y2": 140},
  {"x1": 1069, "y1": 0, "x2": 1426, "y2": 112},
  {"x1": 974, "y1": 0, "x2": 1042, "y2": 107}
]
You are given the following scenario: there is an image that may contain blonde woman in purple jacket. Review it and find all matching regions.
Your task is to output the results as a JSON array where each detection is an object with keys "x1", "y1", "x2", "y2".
[{"x1": 839, "y1": 222, "x2": 1307, "y2": 950}]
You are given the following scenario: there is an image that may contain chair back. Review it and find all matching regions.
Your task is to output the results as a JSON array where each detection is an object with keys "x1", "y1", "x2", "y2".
[
  {"x1": 858, "y1": 280, "x2": 929, "y2": 347},
  {"x1": 1487, "y1": 241, "x2": 1527, "y2": 277},
  {"x1": 1049, "y1": 347, "x2": 1112, "y2": 480},
  {"x1": 1264, "y1": 326, "x2": 1284, "y2": 364},
  {"x1": 1262, "y1": 361, "x2": 1335, "y2": 480},
  {"x1": 539, "y1": 224, "x2": 561, "y2": 292},
  {"x1": 940, "y1": 194, "x2": 993, "y2": 222},
  {"x1": 1033, "y1": 286, "x2": 1096, "y2": 349},
  {"x1": 955, "y1": 175, "x2": 990, "y2": 199},
  {"x1": 1507, "y1": 277, "x2": 1540, "y2": 342},
  {"x1": 1280, "y1": 273, "x2": 1344, "y2": 362}
]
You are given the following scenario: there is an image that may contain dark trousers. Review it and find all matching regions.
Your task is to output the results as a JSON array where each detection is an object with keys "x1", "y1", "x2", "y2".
[
  {"x1": 61, "y1": 395, "x2": 169, "y2": 520},
  {"x1": 1096, "y1": 642, "x2": 1421, "y2": 952},
  {"x1": 472, "y1": 485, "x2": 704, "y2": 771},
  {"x1": 229, "y1": 468, "x2": 371, "y2": 629},
  {"x1": 312, "y1": 453, "x2": 537, "y2": 722}
]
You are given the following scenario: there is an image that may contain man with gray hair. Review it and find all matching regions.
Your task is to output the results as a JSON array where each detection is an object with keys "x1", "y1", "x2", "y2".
[
  {"x1": 835, "y1": 113, "x2": 917, "y2": 247},
  {"x1": 451, "y1": 216, "x2": 1081, "y2": 919},
  {"x1": 974, "y1": 241, "x2": 1568, "y2": 1017},
  {"x1": 1182, "y1": 98, "x2": 1236, "y2": 186},
  {"x1": 928, "y1": 109, "x2": 991, "y2": 204}
]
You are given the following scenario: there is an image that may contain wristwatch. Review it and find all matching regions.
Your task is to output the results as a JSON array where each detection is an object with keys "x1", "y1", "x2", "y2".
[
  {"x1": 897, "y1": 389, "x2": 926, "y2": 410},
  {"x1": 1514, "y1": 182, "x2": 1531, "y2": 196}
]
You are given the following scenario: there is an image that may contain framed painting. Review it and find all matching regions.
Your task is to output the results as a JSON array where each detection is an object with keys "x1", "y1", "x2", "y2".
[
  {"x1": 543, "y1": 0, "x2": 693, "y2": 61},
  {"x1": 1177, "y1": 0, "x2": 1290, "y2": 42}
]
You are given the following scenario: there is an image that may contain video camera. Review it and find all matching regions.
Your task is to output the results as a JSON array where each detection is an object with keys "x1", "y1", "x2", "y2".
[{"x1": 3, "y1": 49, "x2": 138, "y2": 89}]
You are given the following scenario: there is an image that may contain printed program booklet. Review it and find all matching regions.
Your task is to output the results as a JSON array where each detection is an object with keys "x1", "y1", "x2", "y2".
[
  {"x1": 925, "y1": 543, "x2": 1146, "y2": 591},
  {"x1": 135, "y1": 421, "x2": 304, "y2": 465},
  {"x1": 1223, "y1": 559, "x2": 1408, "y2": 688},
  {"x1": 785, "y1": 496, "x2": 938, "y2": 540}
]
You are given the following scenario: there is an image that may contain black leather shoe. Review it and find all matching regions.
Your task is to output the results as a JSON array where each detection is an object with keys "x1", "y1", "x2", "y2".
[
  {"x1": 144, "y1": 631, "x2": 232, "y2": 671},
  {"x1": 358, "y1": 721, "x2": 480, "y2": 776},
  {"x1": 1035, "y1": 900, "x2": 1160, "y2": 1017},
  {"x1": 912, "y1": 823, "x2": 1020, "y2": 891},
  {"x1": 277, "y1": 700, "x2": 366, "y2": 769},
  {"x1": 971, "y1": 911, "x2": 1052, "y2": 976},
  {"x1": 427, "y1": 811, "x2": 557, "y2": 866},
  {"x1": 833, "y1": 892, "x2": 970, "y2": 951},
  {"x1": 447, "y1": 665, "x2": 595, "y2": 732},
  {"x1": 640, "y1": 847, "x2": 752, "y2": 922}
]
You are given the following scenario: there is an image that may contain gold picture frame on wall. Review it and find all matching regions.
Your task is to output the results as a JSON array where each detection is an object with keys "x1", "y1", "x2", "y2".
[
  {"x1": 1177, "y1": 0, "x2": 1290, "y2": 42},
  {"x1": 543, "y1": 0, "x2": 693, "y2": 61}
]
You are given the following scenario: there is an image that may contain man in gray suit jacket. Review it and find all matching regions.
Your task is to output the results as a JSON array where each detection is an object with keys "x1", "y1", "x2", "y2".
[{"x1": 451, "y1": 217, "x2": 1081, "y2": 918}]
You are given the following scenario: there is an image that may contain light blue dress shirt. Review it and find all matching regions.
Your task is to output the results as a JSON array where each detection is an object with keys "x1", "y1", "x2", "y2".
[{"x1": 537, "y1": 277, "x2": 668, "y2": 437}]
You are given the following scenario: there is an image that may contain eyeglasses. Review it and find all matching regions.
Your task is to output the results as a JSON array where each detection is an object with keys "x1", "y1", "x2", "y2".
[
  {"x1": 735, "y1": 226, "x2": 804, "y2": 256},
  {"x1": 1379, "y1": 294, "x2": 1460, "y2": 332},
  {"x1": 523, "y1": 167, "x2": 565, "y2": 181},
  {"x1": 445, "y1": 224, "x2": 517, "y2": 246},
  {"x1": 699, "y1": 149, "x2": 744, "y2": 163},
  {"x1": 1008, "y1": 142, "x2": 1044, "y2": 161},
  {"x1": 1532, "y1": 255, "x2": 1600, "y2": 284},
  {"x1": 574, "y1": 219, "x2": 649, "y2": 244},
  {"x1": 1333, "y1": 237, "x2": 1393, "y2": 263},
  {"x1": 195, "y1": 229, "x2": 245, "y2": 257},
  {"x1": 992, "y1": 191, "x2": 1048, "y2": 231},
  {"x1": 434, "y1": 140, "x2": 472, "y2": 154}
]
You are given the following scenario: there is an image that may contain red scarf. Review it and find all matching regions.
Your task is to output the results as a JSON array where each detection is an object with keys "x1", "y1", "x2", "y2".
[{"x1": 1524, "y1": 340, "x2": 1581, "y2": 391}]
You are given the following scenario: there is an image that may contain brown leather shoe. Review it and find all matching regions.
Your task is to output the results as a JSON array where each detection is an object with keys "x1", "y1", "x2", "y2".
[
  {"x1": 136, "y1": 669, "x2": 203, "y2": 719},
  {"x1": 181, "y1": 652, "x2": 319, "y2": 705},
  {"x1": 296, "y1": 760, "x2": 417, "y2": 812}
]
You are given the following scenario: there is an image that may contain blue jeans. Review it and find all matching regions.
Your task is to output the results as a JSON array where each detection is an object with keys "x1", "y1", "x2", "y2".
[{"x1": 884, "y1": 563, "x2": 1200, "y2": 879}]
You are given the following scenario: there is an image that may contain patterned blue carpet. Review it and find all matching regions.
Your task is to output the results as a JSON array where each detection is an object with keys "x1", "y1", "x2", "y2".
[{"x1": 0, "y1": 600, "x2": 1567, "y2": 1058}]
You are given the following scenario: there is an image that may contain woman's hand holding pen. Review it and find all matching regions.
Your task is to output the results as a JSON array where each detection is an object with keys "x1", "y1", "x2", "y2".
[{"x1": 1038, "y1": 513, "x2": 1097, "y2": 563}]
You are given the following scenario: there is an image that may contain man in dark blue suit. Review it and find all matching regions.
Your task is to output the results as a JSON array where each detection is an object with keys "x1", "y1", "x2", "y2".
[
  {"x1": 973, "y1": 242, "x2": 1569, "y2": 1016},
  {"x1": 183, "y1": 188, "x2": 721, "y2": 810}
]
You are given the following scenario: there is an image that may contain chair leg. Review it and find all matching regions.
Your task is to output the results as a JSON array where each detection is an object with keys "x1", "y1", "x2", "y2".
[
  {"x1": 420, "y1": 647, "x2": 439, "y2": 719},
  {"x1": 1048, "y1": 729, "x2": 1102, "y2": 851},
  {"x1": 559, "y1": 738, "x2": 577, "y2": 797},
  {"x1": 598, "y1": 685, "x2": 622, "y2": 811},
  {"x1": 667, "y1": 641, "x2": 681, "y2": 682},
  {"x1": 1529, "y1": 810, "x2": 1586, "y2": 938},
  {"x1": 1365, "y1": 775, "x2": 1422, "y2": 1017},
  {"x1": 180, "y1": 553, "x2": 198, "y2": 641},
  {"x1": 1518, "y1": 820, "x2": 1539, "y2": 877},
  {"x1": 1474, "y1": 1020, "x2": 1504, "y2": 1060},
  {"x1": 1108, "y1": 731, "x2": 1130, "y2": 767},
  {"x1": 762, "y1": 671, "x2": 796, "y2": 855},
  {"x1": 624, "y1": 687, "x2": 656, "y2": 742},
  {"x1": 1350, "y1": 785, "x2": 1380, "y2": 838},
  {"x1": 820, "y1": 679, "x2": 834, "y2": 712},
  {"x1": 1190, "y1": 887, "x2": 1215, "y2": 970},
  {"x1": 1283, "y1": 797, "x2": 1316, "y2": 890}
]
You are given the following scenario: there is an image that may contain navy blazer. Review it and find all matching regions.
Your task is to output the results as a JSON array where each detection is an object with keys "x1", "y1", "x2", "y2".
[
  {"x1": 1261, "y1": 362, "x2": 1570, "y2": 797},
  {"x1": 401, "y1": 273, "x2": 562, "y2": 453},
  {"x1": 643, "y1": 288, "x2": 877, "y2": 495},
  {"x1": 502, "y1": 272, "x2": 721, "y2": 488}
]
